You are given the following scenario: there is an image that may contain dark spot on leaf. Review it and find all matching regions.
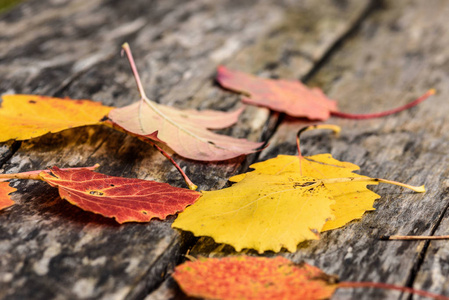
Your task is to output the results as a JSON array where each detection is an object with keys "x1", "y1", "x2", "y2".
[
  {"x1": 89, "y1": 191, "x2": 104, "y2": 196},
  {"x1": 293, "y1": 182, "x2": 315, "y2": 188},
  {"x1": 110, "y1": 184, "x2": 115, "y2": 187},
  {"x1": 142, "y1": 211, "x2": 148, "y2": 215},
  {"x1": 28, "y1": 100, "x2": 36, "y2": 104}
]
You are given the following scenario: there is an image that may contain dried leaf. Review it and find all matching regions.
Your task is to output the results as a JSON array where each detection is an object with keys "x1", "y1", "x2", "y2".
[
  {"x1": 216, "y1": 65, "x2": 337, "y2": 120},
  {"x1": 0, "y1": 95, "x2": 113, "y2": 142},
  {"x1": 173, "y1": 172, "x2": 335, "y2": 253},
  {"x1": 217, "y1": 66, "x2": 434, "y2": 120},
  {"x1": 173, "y1": 256, "x2": 338, "y2": 300},
  {"x1": 109, "y1": 104, "x2": 263, "y2": 161},
  {"x1": 173, "y1": 256, "x2": 449, "y2": 300},
  {"x1": 40, "y1": 167, "x2": 201, "y2": 223},
  {"x1": 108, "y1": 44, "x2": 263, "y2": 161},
  {"x1": 0, "y1": 182, "x2": 16, "y2": 210},
  {"x1": 230, "y1": 153, "x2": 380, "y2": 231},
  {"x1": 173, "y1": 125, "x2": 424, "y2": 252}
]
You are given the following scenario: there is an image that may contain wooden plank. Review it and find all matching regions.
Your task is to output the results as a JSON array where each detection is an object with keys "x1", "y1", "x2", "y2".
[
  {"x1": 288, "y1": 1, "x2": 449, "y2": 298},
  {"x1": 397, "y1": 2, "x2": 449, "y2": 297},
  {"x1": 188, "y1": 0, "x2": 449, "y2": 299},
  {"x1": 0, "y1": 0, "x2": 371, "y2": 299},
  {"x1": 188, "y1": 1, "x2": 449, "y2": 300}
]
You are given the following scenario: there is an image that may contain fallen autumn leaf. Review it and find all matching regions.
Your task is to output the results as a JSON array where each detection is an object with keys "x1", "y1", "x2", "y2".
[
  {"x1": 108, "y1": 44, "x2": 264, "y2": 161},
  {"x1": 173, "y1": 125, "x2": 424, "y2": 253},
  {"x1": 0, "y1": 95, "x2": 113, "y2": 142},
  {"x1": 216, "y1": 65, "x2": 435, "y2": 120},
  {"x1": 39, "y1": 167, "x2": 201, "y2": 223}
]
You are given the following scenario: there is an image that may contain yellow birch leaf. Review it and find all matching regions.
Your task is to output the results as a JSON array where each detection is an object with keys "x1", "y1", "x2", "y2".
[
  {"x1": 0, "y1": 95, "x2": 113, "y2": 142},
  {"x1": 173, "y1": 172, "x2": 335, "y2": 253},
  {"x1": 173, "y1": 125, "x2": 424, "y2": 253},
  {"x1": 230, "y1": 153, "x2": 380, "y2": 231}
]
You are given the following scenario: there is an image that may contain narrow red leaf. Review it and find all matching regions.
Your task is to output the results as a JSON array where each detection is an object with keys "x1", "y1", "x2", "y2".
[
  {"x1": 216, "y1": 66, "x2": 434, "y2": 120},
  {"x1": 217, "y1": 65, "x2": 337, "y2": 120},
  {"x1": 39, "y1": 167, "x2": 201, "y2": 223}
]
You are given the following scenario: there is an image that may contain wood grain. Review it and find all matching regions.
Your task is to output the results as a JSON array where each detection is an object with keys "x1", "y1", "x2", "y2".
[
  {"x1": 0, "y1": 0, "x2": 371, "y2": 299},
  {"x1": 188, "y1": 1, "x2": 449, "y2": 300}
]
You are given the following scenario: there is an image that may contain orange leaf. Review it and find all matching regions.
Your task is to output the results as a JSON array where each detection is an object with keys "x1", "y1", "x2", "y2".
[
  {"x1": 39, "y1": 167, "x2": 201, "y2": 223},
  {"x1": 0, "y1": 95, "x2": 113, "y2": 142},
  {"x1": 0, "y1": 182, "x2": 16, "y2": 210},
  {"x1": 216, "y1": 65, "x2": 337, "y2": 120},
  {"x1": 173, "y1": 256, "x2": 338, "y2": 300}
]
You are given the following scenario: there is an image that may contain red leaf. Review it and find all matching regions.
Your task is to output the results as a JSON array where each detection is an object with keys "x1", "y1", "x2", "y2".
[
  {"x1": 216, "y1": 65, "x2": 337, "y2": 120},
  {"x1": 39, "y1": 167, "x2": 201, "y2": 223},
  {"x1": 217, "y1": 66, "x2": 434, "y2": 120},
  {"x1": 0, "y1": 182, "x2": 16, "y2": 211},
  {"x1": 173, "y1": 256, "x2": 338, "y2": 300}
]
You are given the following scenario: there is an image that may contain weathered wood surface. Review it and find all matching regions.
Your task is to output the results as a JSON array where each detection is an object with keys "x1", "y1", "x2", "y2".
[
  {"x1": 187, "y1": 1, "x2": 449, "y2": 300},
  {"x1": 1, "y1": 0, "x2": 448, "y2": 299}
]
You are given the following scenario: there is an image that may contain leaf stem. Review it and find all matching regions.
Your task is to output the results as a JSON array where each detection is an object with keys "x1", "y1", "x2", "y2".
[
  {"x1": 331, "y1": 89, "x2": 435, "y2": 119},
  {"x1": 103, "y1": 120, "x2": 198, "y2": 190},
  {"x1": 379, "y1": 235, "x2": 449, "y2": 241},
  {"x1": 122, "y1": 43, "x2": 148, "y2": 100},
  {"x1": 0, "y1": 164, "x2": 100, "y2": 182},
  {"x1": 121, "y1": 44, "x2": 223, "y2": 148},
  {"x1": 338, "y1": 281, "x2": 449, "y2": 300},
  {"x1": 145, "y1": 138, "x2": 198, "y2": 191},
  {"x1": 320, "y1": 177, "x2": 425, "y2": 193},
  {"x1": 296, "y1": 125, "x2": 341, "y2": 175}
]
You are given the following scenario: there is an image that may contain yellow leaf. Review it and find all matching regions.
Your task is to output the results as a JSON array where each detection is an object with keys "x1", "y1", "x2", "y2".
[
  {"x1": 0, "y1": 95, "x2": 113, "y2": 142},
  {"x1": 173, "y1": 172, "x2": 335, "y2": 253},
  {"x1": 173, "y1": 124, "x2": 424, "y2": 253},
  {"x1": 230, "y1": 154, "x2": 380, "y2": 231}
]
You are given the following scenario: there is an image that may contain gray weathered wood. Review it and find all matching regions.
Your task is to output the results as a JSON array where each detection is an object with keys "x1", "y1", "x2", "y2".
[
  {"x1": 188, "y1": 0, "x2": 449, "y2": 300},
  {"x1": 0, "y1": 0, "x2": 372, "y2": 299}
]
